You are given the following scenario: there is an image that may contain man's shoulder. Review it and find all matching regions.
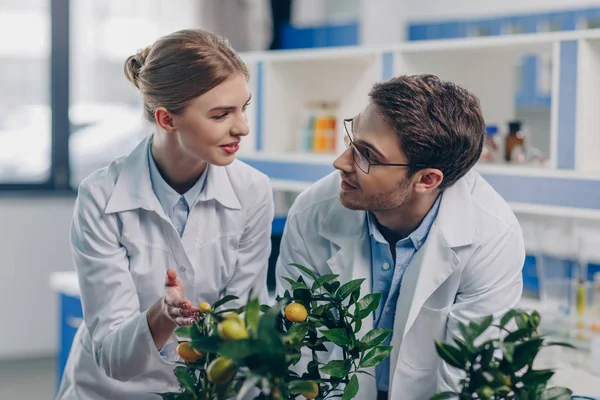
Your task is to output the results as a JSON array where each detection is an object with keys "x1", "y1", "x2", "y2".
[{"x1": 463, "y1": 170, "x2": 521, "y2": 238}]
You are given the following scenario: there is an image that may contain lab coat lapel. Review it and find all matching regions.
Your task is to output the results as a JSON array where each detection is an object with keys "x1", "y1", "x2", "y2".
[
  {"x1": 388, "y1": 172, "x2": 480, "y2": 392},
  {"x1": 388, "y1": 223, "x2": 459, "y2": 387}
]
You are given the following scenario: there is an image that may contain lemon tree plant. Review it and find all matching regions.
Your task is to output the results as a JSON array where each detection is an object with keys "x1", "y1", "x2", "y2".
[
  {"x1": 159, "y1": 264, "x2": 392, "y2": 400},
  {"x1": 430, "y1": 309, "x2": 579, "y2": 400}
]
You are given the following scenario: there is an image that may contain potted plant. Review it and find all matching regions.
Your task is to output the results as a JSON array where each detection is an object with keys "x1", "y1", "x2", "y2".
[
  {"x1": 159, "y1": 264, "x2": 392, "y2": 400},
  {"x1": 430, "y1": 308, "x2": 594, "y2": 400}
]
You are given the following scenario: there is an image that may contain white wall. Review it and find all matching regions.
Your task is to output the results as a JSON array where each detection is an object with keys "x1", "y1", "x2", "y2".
[{"x1": 0, "y1": 197, "x2": 75, "y2": 360}]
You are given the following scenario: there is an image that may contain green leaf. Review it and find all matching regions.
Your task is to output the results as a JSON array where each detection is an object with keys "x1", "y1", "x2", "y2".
[
  {"x1": 360, "y1": 328, "x2": 392, "y2": 349},
  {"x1": 321, "y1": 328, "x2": 351, "y2": 346},
  {"x1": 293, "y1": 287, "x2": 312, "y2": 307},
  {"x1": 356, "y1": 293, "x2": 382, "y2": 319},
  {"x1": 283, "y1": 277, "x2": 297, "y2": 287},
  {"x1": 212, "y1": 295, "x2": 239, "y2": 310},
  {"x1": 544, "y1": 341, "x2": 576, "y2": 350},
  {"x1": 260, "y1": 304, "x2": 272, "y2": 313},
  {"x1": 516, "y1": 313, "x2": 531, "y2": 330},
  {"x1": 191, "y1": 335, "x2": 221, "y2": 353},
  {"x1": 324, "y1": 281, "x2": 341, "y2": 294},
  {"x1": 342, "y1": 374, "x2": 359, "y2": 400},
  {"x1": 257, "y1": 303, "x2": 287, "y2": 376},
  {"x1": 504, "y1": 328, "x2": 531, "y2": 343},
  {"x1": 174, "y1": 326, "x2": 191, "y2": 339},
  {"x1": 320, "y1": 359, "x2": 352, "y2": 378},
  {"x1": 174, "y1": 366, "x2": 196, "y2": 393},
  {"x1": 434, "y1": 342, "x2": 467, "y2": 370},
  {"x1": 539, "y1": 387, "x2": 573, "y2": 400},
  {"x1": 354, "y1": 317, "x2": 363, "y2": 334},
  {"x1": 218, "y1": 339, "x2": 259, "y2": 360},
  {"x1": 288, "y1": 380, "x2": 319, "y2": 394},
  {"x1": 429, "y1": 392, "x2": 459, "y2": 400},
  {"x1": 512, "y1": 338, "x2": 544, "y2": 371},
  {"x1": 291, "y1": 281, "x2": 310, "y2": 291},
  {"x1": 288, "y1": 263, "x2": 319, "y2": 281},
  {"x1": 479, "y1": 343, "x2": 495, "y2": 368},
  {"x1": 245, "y1": 297, "x2": 260, "y2": 334},
  {"x1": 155, "y1": 393, "x2": 185, "y2": 400},
  {"x1": 337, "y1": 279, "x2": 366, "y2": 301},
  {"x1": 521, "y1": 369, "x2": 555, "y2": 387},
  {"x1": 458, "y1": 322, "x2": 474, "y2": 345},
  {"x1": 288, "y1": 322, "x2": 310, "y2": 343},
  {"x1": 359, "y1": 345, "x2": 393, "y2": 368},
  {"x1": 453, "y1": 338, "x2": 472, "y2": 357},
  {"x1": 466, "y1": 315, "x2": 493, "y2": 341},
  {"x1": 312, "y1": 274, "x2": 340, "y2": 290},
  {"x1": 500, "y1": 309, "x2": 523, "y2": 328},
  {"x1": 474, "y1": 315, "x2": 493, "y2": 337}
]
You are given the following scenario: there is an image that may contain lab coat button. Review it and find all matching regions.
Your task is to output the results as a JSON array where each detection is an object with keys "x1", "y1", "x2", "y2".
[
  {"x1": 383, "y1": 262, "x2": 390, "y2": 270},
  {"x1": 179, "y1": 266, "x2": 186, "y2": 272}
]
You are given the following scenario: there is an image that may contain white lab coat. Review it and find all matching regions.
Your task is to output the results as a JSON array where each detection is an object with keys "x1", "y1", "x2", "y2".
[
  {"x1": 275, "y1": 170, "x2": 525, "y2": 400},
  {"x1": 56, "y1": 137, "x2": 274, "y2": 400}
]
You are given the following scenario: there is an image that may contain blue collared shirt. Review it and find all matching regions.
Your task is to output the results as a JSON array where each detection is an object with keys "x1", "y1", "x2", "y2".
[
  {"x1": 368, "y1": 194, "x2": 442, "y2": 392},
  {"x1": 147, "y1": 142, "x2": 208, "y2": 237}
]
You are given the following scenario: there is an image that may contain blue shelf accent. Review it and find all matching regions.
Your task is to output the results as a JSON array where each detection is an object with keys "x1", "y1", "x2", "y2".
[
  {"x1": 280, "y1": 22, "x2": 359, "y2": 49},
  {"x1": 480, "y1": 173, "x2": 600, "y2": 210},
  {"x1": 557, "y1": 41, "x2": 578, "y2": 170},
  {"x1": 57, "y1": 293, "x2": 83, "y2": 389}
]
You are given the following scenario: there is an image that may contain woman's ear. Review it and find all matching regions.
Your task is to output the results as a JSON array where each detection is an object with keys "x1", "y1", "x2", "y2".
[{"x1": 155, "y1": 107, "x2": 177, "y2": 133}]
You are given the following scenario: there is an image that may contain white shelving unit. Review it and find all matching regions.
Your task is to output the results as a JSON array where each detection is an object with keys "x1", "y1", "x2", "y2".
[{"x1": 238, "y1": 29, "x2": 600, "y2": 219}]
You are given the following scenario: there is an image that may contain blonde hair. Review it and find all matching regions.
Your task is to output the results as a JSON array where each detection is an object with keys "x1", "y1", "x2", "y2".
[{"x1": 124, "y1": 29, "x2": 249, "y2": 122}]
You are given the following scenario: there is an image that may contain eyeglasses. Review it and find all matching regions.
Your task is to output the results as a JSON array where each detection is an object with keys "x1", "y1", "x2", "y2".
[{"x1": 343, "y1": 118, "x2": 428, "y2": 174}]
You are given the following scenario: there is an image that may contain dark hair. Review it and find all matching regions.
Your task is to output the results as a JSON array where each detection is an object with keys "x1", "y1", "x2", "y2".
[
  {"x1": 124, "y1": 29, "x2": 249, "y2": 122},
  {"x1": 368, "y1": 74, "x2": 485, "y2": 189}
]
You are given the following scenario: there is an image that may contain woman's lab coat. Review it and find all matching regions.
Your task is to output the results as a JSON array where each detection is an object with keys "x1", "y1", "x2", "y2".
[{"x1": 56, "y1": 137, "x2": 274, "y2": 399}]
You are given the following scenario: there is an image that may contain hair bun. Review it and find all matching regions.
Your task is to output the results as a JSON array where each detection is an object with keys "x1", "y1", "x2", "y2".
[{"x1": 124, "y1": 46, "x2": 151, "y2": 89}]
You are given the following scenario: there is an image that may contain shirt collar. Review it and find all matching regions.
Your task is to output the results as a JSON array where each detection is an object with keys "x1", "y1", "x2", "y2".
[
  {"x1": 367, "y1": 193, "x2": 442, "y2": 250},
  {"x1": 105, "y1": 135, "x2": 242, "y2": 214},
  {"x1": 147, "y1": 139, "x2": 208, "y2": 217}
]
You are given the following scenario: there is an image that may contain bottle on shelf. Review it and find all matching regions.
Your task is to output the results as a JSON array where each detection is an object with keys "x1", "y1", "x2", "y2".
[
  {"x1": 304, "y1": 102, "x2": 338, "y2": 154},
  {"x1": 480, "y1": 124, "x2": 500, "y2": 163},
  {"x1": 505, "y1": 120, "x2": 526, "y2": 163},
  {"x1": 312, "y1": 106, "x2": 329, "y2": 153},
  {"x1": 299, "y1": 104, "x2": 316, "y2": 153}
]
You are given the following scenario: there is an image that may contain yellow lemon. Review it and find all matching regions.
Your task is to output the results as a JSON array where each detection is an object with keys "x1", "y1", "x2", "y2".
[
  {"x1": 207, "y1": 357, "x2": 236, "y2": 384},
  {"x1": 222, "y1": 312, "x2": 246, "y2": 327},
  {"x1": 176, "y1": 342, "x2": 201, "y2": 362},
  {"x1": 218, "y1": 319, "x2": 249, "y2": 341},
  {"x1": 285, "y1": 303, "x2": 308, "y2": 323},
  {"x1": 198, "y1": 301, "x2": 212, "y2": 313},
  {"x1": 301, "y1": 381, "x2": 319, "y2": 399}
]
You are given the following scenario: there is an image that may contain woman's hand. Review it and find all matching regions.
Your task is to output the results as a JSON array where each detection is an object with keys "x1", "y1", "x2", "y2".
[
  {"x1": 147, "y1": 268, "x2": 199, "y2": 350},
  {"x1": 162, "y1": 268, "x2": 200, "y2": 326}
]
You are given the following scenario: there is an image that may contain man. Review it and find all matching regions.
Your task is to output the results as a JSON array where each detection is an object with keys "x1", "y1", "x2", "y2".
[{"x1": 275, "y1": 74, "x2": 525, "y2": 400}]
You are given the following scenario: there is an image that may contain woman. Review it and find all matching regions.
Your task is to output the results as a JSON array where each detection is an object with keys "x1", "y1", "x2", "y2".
[{"x1": 56, "y1": 29, "x2": 274, "y2": 399}]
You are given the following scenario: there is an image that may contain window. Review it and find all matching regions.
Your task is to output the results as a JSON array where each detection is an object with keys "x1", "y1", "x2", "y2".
[
  {"x1": 68, "y1": 0, "x2": 203, "y2": 188},
  {"x1": 0, "y1": 0, "x2": 51, "y2": 183}
]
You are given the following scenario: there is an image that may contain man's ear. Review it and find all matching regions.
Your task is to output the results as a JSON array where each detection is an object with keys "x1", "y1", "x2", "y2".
[
  {"x1": 155, "y1": 107, "x2": 177, "y2": 133},
  {"x1": 414, "y1": 168, "x2": 444, "y2": 194}
]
